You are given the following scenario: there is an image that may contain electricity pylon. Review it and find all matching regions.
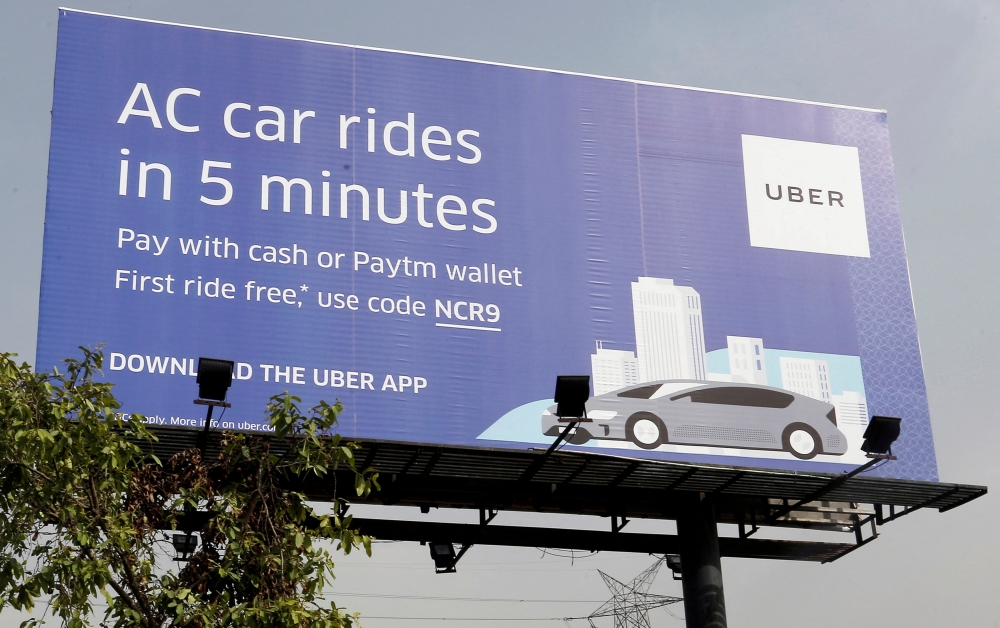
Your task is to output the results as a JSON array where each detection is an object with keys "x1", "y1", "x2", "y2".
[{"x1": 587, "y1": 556, "x2": 682, "y2": 628}]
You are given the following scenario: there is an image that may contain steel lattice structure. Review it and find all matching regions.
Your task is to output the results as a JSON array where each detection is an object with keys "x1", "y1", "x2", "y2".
[{"x1": 587, "y1": 557, "x2": 682, "y2": 628}]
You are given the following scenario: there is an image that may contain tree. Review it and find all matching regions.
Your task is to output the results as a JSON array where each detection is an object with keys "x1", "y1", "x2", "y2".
[{"x1": 0, "y1": 348, "x2": 379, "y2": 628}]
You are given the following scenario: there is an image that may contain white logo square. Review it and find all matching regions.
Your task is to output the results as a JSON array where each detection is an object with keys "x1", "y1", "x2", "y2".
[{"x1": 742, "y1": 135, "x2": 869, "y2": 258}]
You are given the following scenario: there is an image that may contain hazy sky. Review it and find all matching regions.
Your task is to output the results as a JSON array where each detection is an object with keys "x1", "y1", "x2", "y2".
[{"x1": 2, "y1": 1, "x2": 998, "y2": 626}]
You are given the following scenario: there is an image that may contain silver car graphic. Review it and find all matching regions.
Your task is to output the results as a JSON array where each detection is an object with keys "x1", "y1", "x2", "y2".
[{"x1": 542, "y1": 380, "x2": 848, "y2": 460}]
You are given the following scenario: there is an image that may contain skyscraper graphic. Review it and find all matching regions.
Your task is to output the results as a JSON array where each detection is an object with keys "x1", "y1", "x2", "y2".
[
  {"x1": 631, "y1": 277, "x2": 707, "y2": 382},
  {"x1": 779, "y1": 357, "x2": 831, "y2": 402},
  {"x1": 727, "y1": 336, "x2": 768, "y2": 384},
  {"x1": 590, "y1": 341, "x2": 640, "y2": 395},
  {"x1": 832, "y1": 391, "x2": 869, "y2": 426}
]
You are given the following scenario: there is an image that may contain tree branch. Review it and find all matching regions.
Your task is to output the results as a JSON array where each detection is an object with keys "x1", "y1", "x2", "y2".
[
  {"x1": 11, "y1": 460, "x2": 55, "y2": 485},
  {"x1": 86, "y1": 475, "x2": 158, "y2": 627},
  {"x1": 112, "y1": 545, "x2": 156, "y2": 627},
  {"x1": 80, "y1": 547, "x2": 147, "y2": 624}
]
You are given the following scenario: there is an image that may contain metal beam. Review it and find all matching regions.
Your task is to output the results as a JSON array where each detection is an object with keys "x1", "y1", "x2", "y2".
[
  {"x1": 348, "y1": 517, "x2": 851, "y2": 562},
  {"x1": 610, "y1": 461, "x2": 641, "y2": 488},
  {"x1": 766, "y1": 456, "x2": 883, "y2": 524},
  {"x1": 518, "y1": 419, "x2": 588, "y2": 482},
  {"x1": 136, "y1": 427, "x2": 988, "y2": 523}
]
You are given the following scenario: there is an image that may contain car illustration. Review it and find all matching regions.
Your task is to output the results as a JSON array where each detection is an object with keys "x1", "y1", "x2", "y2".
[{"x1": 541, "y1": 380, "x2": 848, "y2": 460}]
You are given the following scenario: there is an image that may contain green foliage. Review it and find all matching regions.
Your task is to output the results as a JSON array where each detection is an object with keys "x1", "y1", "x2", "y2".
[{"x1": 0, "y1": 348, "x2": 379, "y2": 627}]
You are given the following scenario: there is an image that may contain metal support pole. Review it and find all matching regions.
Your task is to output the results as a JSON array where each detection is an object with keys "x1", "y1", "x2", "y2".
[
  {"x1": 196, "y1": 403, "x2": 214, "y2": 455},
  {"x1": 194, "y1": 398, "x2": 231, "y2": 455},
  {"x1": 678, "y1": 495, "x2": 727, "y2": 628}
]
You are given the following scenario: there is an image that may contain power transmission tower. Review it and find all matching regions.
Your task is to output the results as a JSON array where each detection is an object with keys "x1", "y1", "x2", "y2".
[{"x1": 587, "y1": 556, "x2": 682, "y2": 628}]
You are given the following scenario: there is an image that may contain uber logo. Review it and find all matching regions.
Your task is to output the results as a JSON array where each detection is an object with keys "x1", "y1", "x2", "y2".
[
  {"x1": 742, "y1": 135, "x2": 869, "y2": 258},
  {"x1": 764, "y1": 185, "x2": 842, "y2": 206}
]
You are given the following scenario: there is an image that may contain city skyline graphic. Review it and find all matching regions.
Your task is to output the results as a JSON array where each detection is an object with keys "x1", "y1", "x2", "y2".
[
  {"x1": 480, "y1": 275, "x2": 871, "y2": 463},
  {"x1": 590, "y1": 276, "x2": 870, "y2": 429}
]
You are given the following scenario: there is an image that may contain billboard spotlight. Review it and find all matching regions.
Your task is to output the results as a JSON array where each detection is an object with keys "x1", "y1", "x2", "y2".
[
  {"x1": 554, "y1": 375, "x2": 590, "y2": 420},
  {"x1": 196, "y1": 358, "x2": 234, "y2": 401},
  {"x1": 861, "y1": 416, "x2": 902, "y2": 457},
  {"x1": 172, "y1": 533, "x2": 198, "y2": 561},
  {"x1": 194, "y1": 358, "x2": 234, "y2": 453},
  {"x1": 429, "y1": 542, "x2": 457, "y2": 573}
]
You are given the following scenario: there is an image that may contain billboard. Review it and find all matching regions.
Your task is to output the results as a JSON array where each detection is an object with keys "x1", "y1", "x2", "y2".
[{"x1": 37, "y1": 10, "x2": 937, "y2": 480}]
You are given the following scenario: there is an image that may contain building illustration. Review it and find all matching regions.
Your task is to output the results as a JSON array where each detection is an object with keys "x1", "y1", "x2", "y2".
[
  {"x1": 779, "y1": 357, "x2": 832, "y2": 402},
  {"x1": 590, "y1": 341, "x2": 640, "y2": 396},
  {"x1": 630, "y1": 277, "x2": 707, "y2": 382},
  {"x1": 490, "y1": 275, "x2": 877, "y2": 460},
  {"x1": 584, "y1": 278, "x2": 865, "y2": 431},
  {"x1": 832, "y1": 391, "x2": 869, "y2": 426},
  {"x1": 727, "y1": 336, "x2": 768, "y2": 384}
]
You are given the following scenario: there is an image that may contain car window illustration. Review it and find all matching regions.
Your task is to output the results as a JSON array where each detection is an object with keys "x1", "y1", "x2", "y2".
[
  {"x1": 617, "y1": 384, "x2": 661, "y2": 399},
  {"x1": 670, "y1": 386, "x2": 794, "y2": 408},
  {"x1": 650, "y1": 382, "x2": 704, "y2": 399}
]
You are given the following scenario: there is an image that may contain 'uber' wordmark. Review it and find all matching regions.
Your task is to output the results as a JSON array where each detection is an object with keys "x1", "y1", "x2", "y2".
[
  {"x1": 742, "y1": 135, "x2": 869, "y2": 258},
  {"x1": 763, "y1": 184, "x2": 844, "y2": 207}
]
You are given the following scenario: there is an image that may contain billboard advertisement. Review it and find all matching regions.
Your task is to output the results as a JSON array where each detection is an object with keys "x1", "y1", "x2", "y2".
[{"x1": 37, "y1": 10, "x2": 937, "y2": 480}]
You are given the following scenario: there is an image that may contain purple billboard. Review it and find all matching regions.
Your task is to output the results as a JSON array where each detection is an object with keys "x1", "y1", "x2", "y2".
[{"x1": 36, "y1": 10, "x2": 937, "y2": 480}]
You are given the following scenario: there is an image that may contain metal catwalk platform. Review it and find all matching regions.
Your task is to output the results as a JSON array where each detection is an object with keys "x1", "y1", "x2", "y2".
[{"x1": 141, "y1": 425, "x2": 986, "y2": 563}]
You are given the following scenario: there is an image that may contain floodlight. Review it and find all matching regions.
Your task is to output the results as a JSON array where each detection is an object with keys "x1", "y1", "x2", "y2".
[
  {"x1": 666, "y1": 554, "x2": 683, "y2": 580},
  {"x1": 429, "y1": 542, "x2": 457, "y2": 571},
  {"x1": 554, "y1": 375, "x2": 590, "y2": 419},
  {"x1": 861, "y1": 415, "x2": 901, "y2": 456},
  {"x1": 172, "y1": 533, "x2": 198, "y2": 560},
  {"x1": 194, "y1": 358, "x2": 234, "y2": 454},
  {"x1": 196, "y1": 358, "x2": 234, "y2": 401}
]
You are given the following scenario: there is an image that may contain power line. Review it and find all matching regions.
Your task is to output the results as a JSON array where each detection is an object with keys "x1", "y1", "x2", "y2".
[
  {"x1": 332, "y1": 592, "x2": 602, "y2": 603},
  {"x1": 339, "y1": 563, "x2": 593, "y2": 571},
  {"x1": 336, "y1": 556, "x2": 636, "y2": 571},
  {"x1": 357, "y1": 616, "x2": 592, "y2": 622},
  {"x1": 21, "y1": 604, "x2": 582, "y2": 623},
  {"x1": 336, "y1": 548, "x2": 643, "y2": 567},
  {"x1": 344, "y1": 556, "x2": 610, "y2": 566}
]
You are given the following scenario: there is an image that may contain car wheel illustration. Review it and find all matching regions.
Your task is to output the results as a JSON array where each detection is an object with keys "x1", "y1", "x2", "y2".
[
  {"x1": 782, "y1": 423, "x2": 822, "y2": 460},
  {"x1": 626, "y1": 413, "x2": 666, "y2": 449},
  {"x1": 568, "y1": 427, "x2": 593, "y2": 445}
]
